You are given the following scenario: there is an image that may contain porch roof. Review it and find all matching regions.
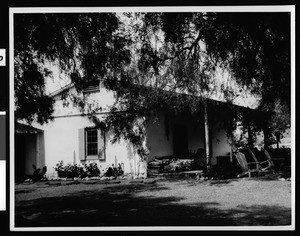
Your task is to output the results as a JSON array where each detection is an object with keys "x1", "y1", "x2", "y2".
[{"x1": 46, "y1": 81, "x2": 270, "y2": 123}]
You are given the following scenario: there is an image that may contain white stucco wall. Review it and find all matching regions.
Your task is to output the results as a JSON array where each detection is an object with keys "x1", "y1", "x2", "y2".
[
  {"x1": 32, "y1": 84, "x2": 147, "y2": 177},
  {"x1": 146, "y1": 111, "x2": 231, "y2": 165},
  {"x1": 38, "y1": 114, "x2": 146, "y2": 177},
  {"x1": 146, "y1": 114, "x2": 173, "y2": 159},
  {"x1": 146, "y1": 112, "x2": 205, "y2": 160},
  {"x1": 37, "y1": 110, "x2": 231, "y2": 177},
  {"x1": 52, "y1": 84, "x2": 116, "y2": 117}
]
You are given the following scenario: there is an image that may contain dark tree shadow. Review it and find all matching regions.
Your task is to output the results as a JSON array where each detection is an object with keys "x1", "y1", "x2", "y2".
[{"x1": 15, "y1": 182, "x2": 291, "y2": 227}]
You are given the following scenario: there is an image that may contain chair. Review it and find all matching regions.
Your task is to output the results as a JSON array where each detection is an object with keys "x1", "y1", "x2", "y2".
[
  {"x1": 235, "y1": 151, "x2": 261, "y2": 178},
  {"x1": 250, "y1": 149, "x2": 275, "y2": 174}
]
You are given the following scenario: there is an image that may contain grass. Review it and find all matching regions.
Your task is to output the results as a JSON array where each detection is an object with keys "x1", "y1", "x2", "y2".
[{"x1": 14, "y1": 177, "x2": 291, "y2": 227}]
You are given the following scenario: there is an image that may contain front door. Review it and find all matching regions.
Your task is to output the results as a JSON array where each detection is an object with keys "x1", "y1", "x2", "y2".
[{"x1": 173, "y1": 124, "x2": 188, "y2": 157}]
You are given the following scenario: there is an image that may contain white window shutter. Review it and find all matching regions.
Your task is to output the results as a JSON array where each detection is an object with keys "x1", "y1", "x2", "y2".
[
  {"x1": 98, "y1": 129, "x2": 105, "y2": 160},
  {"x1": 78, "y1": 128, "x2": 86, "y2": 161}
]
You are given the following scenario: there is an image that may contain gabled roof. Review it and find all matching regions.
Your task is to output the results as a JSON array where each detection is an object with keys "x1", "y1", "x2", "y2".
[
  {"x1": 48, "y1": 83, "x2": 75, "y2": 98},
  {"x1": 46, "y1": 81, "x2": 265, "y2": 120}
]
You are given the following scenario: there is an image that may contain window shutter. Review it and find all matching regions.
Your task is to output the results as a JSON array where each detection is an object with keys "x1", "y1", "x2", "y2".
[
  {"x1": 78, "y1": 128, "x2": 86, "y2": 161},
  {"x1": 98, "y1": 130, "x2": 105, "y2": 160}
]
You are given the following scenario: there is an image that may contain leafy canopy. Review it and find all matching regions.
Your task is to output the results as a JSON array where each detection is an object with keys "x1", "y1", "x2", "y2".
[
  {"x1": 14, "y1": 12, "x2": 291, "y2": 150},
  {"x1": 14, "y1": 13, "x2": 131, "y2": 124}
]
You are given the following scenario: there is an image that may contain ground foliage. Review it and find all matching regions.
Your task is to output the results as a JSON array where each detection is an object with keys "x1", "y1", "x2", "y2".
[{"x1": 14, "y1": 12, "x2": 291, "y2": 156}]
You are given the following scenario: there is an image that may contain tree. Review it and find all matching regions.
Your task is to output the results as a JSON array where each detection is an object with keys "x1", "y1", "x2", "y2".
[
  {"x1": 131, "y1": 12, "x2": 291, "y2": 148},
  {"x1": 14, "y1": 12, "x2": 291, "y2": 157},
  {"x1": 14, "y1": 13, "x2": 131, "y2": 124}
]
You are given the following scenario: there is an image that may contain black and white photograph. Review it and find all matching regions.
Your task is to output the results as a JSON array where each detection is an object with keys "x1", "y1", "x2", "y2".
[{"x1": 10, "y1": 6, "x2": 295, "y2": 231}]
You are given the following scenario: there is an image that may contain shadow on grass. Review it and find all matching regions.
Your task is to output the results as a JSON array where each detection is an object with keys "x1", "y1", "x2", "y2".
[
  {"x1": 15, "y1": 182, "x2": 291, "y2": 227},
  {"x1": 164, "y1": 178, "x2": 240, "y2": 187},
  {"x1": 208, "y1": 179, "x2": 239, "y2": 186},
  {"x1": 15, "y1": 189, "x2": 38, "y2": 194}
]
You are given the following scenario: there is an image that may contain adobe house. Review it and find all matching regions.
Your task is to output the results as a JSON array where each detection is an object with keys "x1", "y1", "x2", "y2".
[{"x1": 15, "y1": 80, "x2": 267, "y2": 180}]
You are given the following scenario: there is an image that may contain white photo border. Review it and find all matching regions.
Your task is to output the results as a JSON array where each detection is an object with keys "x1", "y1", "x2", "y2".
[{"x1": 9, "y1": 5, "x2": 296, "y2": 231}]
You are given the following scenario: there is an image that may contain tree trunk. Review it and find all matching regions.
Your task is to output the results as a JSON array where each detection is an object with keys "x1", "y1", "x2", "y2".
[
  {"x1": 263, "y1": 126, "x2": 271, "y2": 149},
  {"x1": 247, "y1": 122, "x2": 253, "y2": 148},
  {"x1": 204, "y1": 102, "x2": 211, "y2": 172},
  {"x1": 275, "y1": 131, "x2": 280, "y2": 149}
]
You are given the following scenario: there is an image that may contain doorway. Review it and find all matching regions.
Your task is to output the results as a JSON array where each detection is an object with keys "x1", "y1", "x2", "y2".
[{"x1": 173, "y1": 124, "x2": 188, "y2": 157}]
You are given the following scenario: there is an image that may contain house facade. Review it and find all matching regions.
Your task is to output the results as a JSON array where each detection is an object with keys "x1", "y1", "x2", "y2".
[{"x1": 16, "y1": 81, "x2": 240, "y2": 180}]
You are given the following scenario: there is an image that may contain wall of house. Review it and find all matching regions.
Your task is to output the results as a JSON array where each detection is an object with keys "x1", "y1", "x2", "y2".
[
  {"x1": 146, "y1": 112, "x2": 231, "y2": 165},
  {"x1": 52, "y1": 84, "x2": 115, "y2": 117},
  {"x1": 31, "y1": 83, "x2": 233, "y2": 177},
  {"x1": 32, "y1": 84, "x2": 147, "y2": 177},
  {"x1": 146, "y1": 112, "x2": 205, "y2": 160},
  {"x1": 38, "y1": 114, "x2": 146, "y2": 177}
]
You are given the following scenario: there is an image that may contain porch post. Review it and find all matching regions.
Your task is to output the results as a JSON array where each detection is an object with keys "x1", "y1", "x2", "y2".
[
  {"x1": 275, "y1": 131, "x2": 280, "y2": 149},
  {"x1": 204, "y1": 101, "x2": 211, "y2": 172}
]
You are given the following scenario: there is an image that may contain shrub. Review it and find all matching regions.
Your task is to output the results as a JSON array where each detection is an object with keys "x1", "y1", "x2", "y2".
[
  {"x1": 64, "y1": 163, "x2": 85, "y2": 178},
  {"x1": 55, "y1": 161, "x2": 66, "y2": 178},
  {"x1": 104, "y1": 164, "x2": 124, "y2": 177},
  {"x1": 203, "y1": 162, "x2": 241, "y2": 179},
  {"x1": 54, "y1": 161, "x2": 101, "y2": 178},
  {"x1": 84, "y1": 162, "x2": 101, "y2": 177},
  {"x1": 32, "y1": 164, "x2": 47, "y2": 182},
  {"x1": 189, "y1": 148, "x2": 207, "y2": 170},
  {"x1": 159, "y1": 159, "x2": 193, "y2": 173}
]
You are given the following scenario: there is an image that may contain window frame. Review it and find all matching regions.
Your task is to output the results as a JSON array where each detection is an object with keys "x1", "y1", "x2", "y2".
[
  {"x1": 83, "y1": 80, "x2": 100, "y2": 94},
  {"x1": 84, "y1": 127, "x2": 106, "y2": 161}
]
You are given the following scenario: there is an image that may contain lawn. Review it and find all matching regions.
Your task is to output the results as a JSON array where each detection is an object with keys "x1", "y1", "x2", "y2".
[{"x1": 14, "y1": 177, "x2": 292, "y2": 228}]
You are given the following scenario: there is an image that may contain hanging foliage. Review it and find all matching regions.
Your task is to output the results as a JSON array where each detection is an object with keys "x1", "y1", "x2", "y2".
[{"x1": 14, "y1": 12, "x2": 291, "y2": 156}]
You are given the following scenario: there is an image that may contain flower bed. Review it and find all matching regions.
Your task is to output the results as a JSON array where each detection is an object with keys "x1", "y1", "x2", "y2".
[{"x1": 147, "y1": 156, "x2": 196, "y2": 177}]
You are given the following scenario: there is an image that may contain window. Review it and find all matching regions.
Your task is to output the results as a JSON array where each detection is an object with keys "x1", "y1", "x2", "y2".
[
  {"x1": 83, "y1": 80, "x2": 100, "y2": 94},
  {"x1": 84, "y1": 128, "x2": 105, "y2": 161},
  {"x1": 86, "y1": 129, "x2": 98, "y2": 156}
]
